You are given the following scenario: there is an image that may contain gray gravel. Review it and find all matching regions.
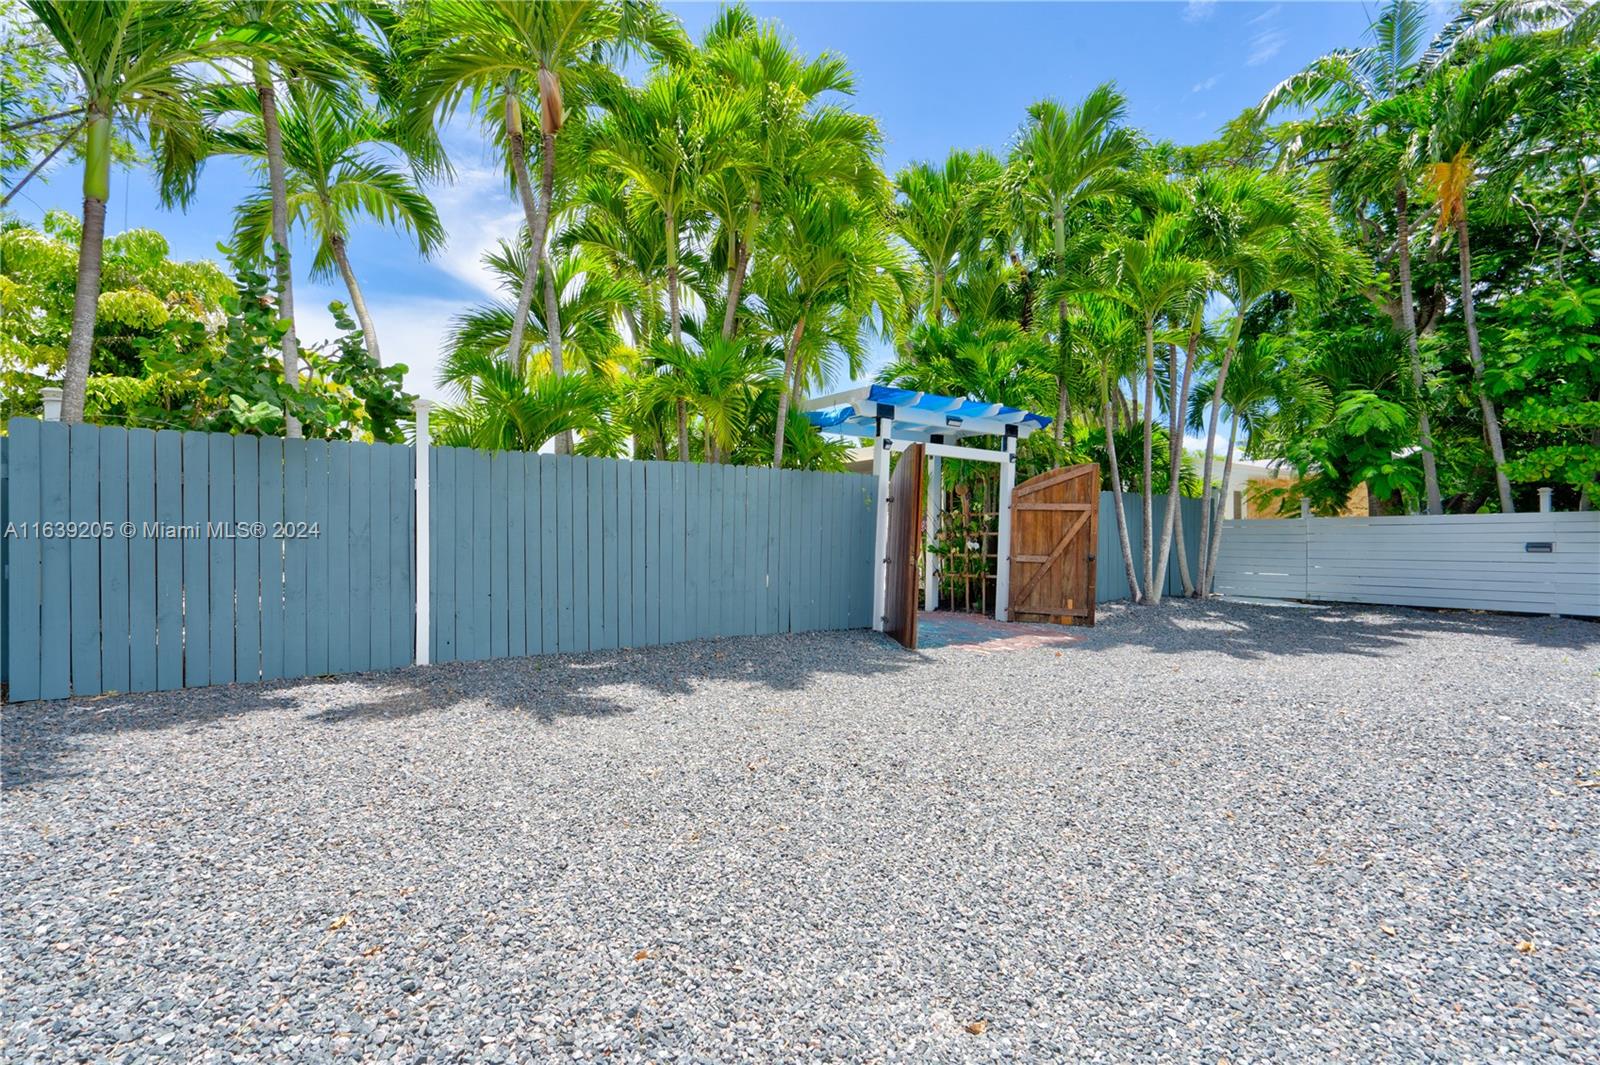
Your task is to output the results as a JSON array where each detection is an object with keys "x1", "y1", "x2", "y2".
[{"x1": 4, "y1": 599, "x2": 1597, "y2": 1063}]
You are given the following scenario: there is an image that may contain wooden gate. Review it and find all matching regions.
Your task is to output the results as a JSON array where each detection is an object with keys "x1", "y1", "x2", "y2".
[
  {"x1": 884, "y1": 443, "x2": 925, "y2": 649},
  {"x1": 1008, "y1": 463, "x2": 1099, "y2": 625}
]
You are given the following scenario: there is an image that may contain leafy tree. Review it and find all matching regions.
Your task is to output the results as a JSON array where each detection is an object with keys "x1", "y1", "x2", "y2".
[
  {"x1": 0, "y1": 212, "x2": 232, "y2": 418},
  {"x1": 85, "y1": 255, "x2": 411, "y2": 440}
]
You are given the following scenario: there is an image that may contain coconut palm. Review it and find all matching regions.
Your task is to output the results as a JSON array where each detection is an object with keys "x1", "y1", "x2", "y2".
[
  {"x1": 406, "y1": 0, "x2": 687, "y2": 376},
  {"x1": 1007, "y1": 85, "x2": 1139, "y2": 440},
  {"x1": 21, "y1": 0, "x2": 224, "y2": 424},
  {"x1": 209, "y1": 83, "x2": 444, "y2": 366}
]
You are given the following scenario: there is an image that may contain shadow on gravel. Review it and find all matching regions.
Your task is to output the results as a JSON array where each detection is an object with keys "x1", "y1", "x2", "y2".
[
  {"x1": 2, "y1": 630, "x2": 913, "y2": 790},
  {"x1": 1075, "y1": 599, "x2": 1600, "y2": 661}
]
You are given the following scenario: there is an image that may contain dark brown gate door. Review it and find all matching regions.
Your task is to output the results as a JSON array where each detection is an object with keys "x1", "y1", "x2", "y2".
[
  {"x1": 884, "y1": 443, "x2": 925, "y2": 649},
  {"x1": 1008, "y1": 463, "x2": 1099, "y2": 626}
]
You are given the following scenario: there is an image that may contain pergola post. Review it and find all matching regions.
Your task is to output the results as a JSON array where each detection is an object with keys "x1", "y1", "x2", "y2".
[
  {"x1": 871, "y1": 413, "x2": 893, "y2": 632},
  {"x1": 924, "y1": 450, "x2": 941, "y2": 612},
  {"x1": 995, "y1": 428, "x2": 1017, "y2": 622}
]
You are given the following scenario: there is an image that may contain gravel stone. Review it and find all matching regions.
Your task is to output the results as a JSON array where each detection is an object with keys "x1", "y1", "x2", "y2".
[{"x1": 3, "y1": 599, "x2": 1596, "y2": 1062}]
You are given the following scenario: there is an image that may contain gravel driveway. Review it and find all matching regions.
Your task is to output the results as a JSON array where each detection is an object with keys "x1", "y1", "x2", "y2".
[{"x1": 4, "y1": 600, "x2": 1597, "y2": 1062}]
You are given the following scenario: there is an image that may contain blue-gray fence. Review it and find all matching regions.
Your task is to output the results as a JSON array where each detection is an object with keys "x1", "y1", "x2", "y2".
[
  {"x1": 0, "y1": 421, "x2": 878, "y2": 701},
  {"x1": 1095, "y1": 492, "x2": 1204, "y2": 603},
  {"x1": 0, "y1": 420, "x2": 414, "y2": 701},
  {"x1": 424, "y1": 449, "x2": 876, "y2": 663}
]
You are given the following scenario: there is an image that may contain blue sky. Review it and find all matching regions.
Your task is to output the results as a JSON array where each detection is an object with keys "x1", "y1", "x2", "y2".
[{"x1": 10, "y1": 1, "x2": 1426, "y2": 401}]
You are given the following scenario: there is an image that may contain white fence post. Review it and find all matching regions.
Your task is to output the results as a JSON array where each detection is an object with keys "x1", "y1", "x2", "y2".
[
  {"x1": 995, "y1": 431, "x2": 1017, "y2": 621},
  {"x1": 924, "y1": 453, "x2": 941, "y2": 612},
  {"x1": 871, "y1": 425, "x2": 891, "y2": 632},
  {"x1": 40, "y1": 387, "x2": 62, "y2": 422},
  {"x1": 413, "y1": 399, "x2": 432, "y2": 666},
  {"x1": 1538, "y1": 487, "x2": 1553, "y2": 513}
]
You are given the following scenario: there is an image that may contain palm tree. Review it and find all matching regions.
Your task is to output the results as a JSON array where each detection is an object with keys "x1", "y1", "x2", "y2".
[
  {"x1": 1189, "y1": 333, "x2": 1320, "y2": 576},
  {"x1": 698, "y1": 4, "x2": 879, "y2": 340},
  {"x1": 443, "y1": 243, "x2": 636, "y2": 382},
  {"x1": 892, "y1": 150, "x2": 1001, "y2": 326},
  {"x1": 645, "y1": 334, "x2": 777, "y2": 463},
  {"x1": 1079, "y1": 297, "x2": 1145, "y2": 602},
  {"x1": 1008, "y1": 85, "x2": 1139, "y2": 440},
  {"x1": 588, "y1": 69, "x2": 747, "y2": 458},
  {"x1": 1091, "y1": 209, "x2": 1209, "y2": 605},
  {"x1": 760, "y1": 187, "x2": 906, "y2": 468},
  {"x1": 1180, "y1": 168, "x2": 1352, "y2": 595},
  {"x1": 209, "y1": 0, "x2": 362, "y2": 439},
  {"x1": 433, "y1": 351, "x2": 615, "y2": 453},
  {"x1": 22, "y1": 0, "x2": 221, "y2": 424},
  {"x1": 1260, "y1": 0, "x2": 1445, "y2": 513},
  {"x1": 210, "y1": 83, "x2": 444, "y2": 366},
  {"x1": 1422, "y1": 36, "x2": 1540, "y2": 513},
  {"x1": 406, "y1": 0, "x2": 686, "y2": 376},
  {"x1": 878, "y1": 319, "x2": 1053, "y2": 414}
]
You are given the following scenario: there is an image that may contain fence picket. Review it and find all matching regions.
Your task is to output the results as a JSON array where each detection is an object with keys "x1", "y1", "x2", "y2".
[
  {"x1": 231, "y1": 434, "x2": 260, "y2": 684},
  {"x1": 124, "y1": 430, "x2": 157, "y2": 693},
  {"x1": 258, "y1": 437, "x2": 285, "y2": 682}
]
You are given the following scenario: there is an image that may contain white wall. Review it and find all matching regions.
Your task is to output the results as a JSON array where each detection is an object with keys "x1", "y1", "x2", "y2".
[{"x1": 1215, "y1": 512, "x2": 1600, "y2": 616}]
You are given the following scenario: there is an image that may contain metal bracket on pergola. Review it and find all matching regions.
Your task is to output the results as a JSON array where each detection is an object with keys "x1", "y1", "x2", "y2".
[{"x1": 803, "y1": 385, "x2": 1052, "y2": 628}]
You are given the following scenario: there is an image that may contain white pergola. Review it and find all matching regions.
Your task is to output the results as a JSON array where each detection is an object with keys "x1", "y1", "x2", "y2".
[{"x1": 804, "y1": 385, "x2": 1052, "y2": 628}]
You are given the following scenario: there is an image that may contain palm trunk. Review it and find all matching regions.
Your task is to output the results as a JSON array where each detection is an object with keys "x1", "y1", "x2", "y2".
[
  {"x1": 721, "y1": 240, "x2": 750, "y2": 339},
  {"x1": 772, "y1": 315, "x2": 806, "y2": 470},
  {"x1": 1196, "y1": 322, "x2": 1241, "y2": 597},
  {"x1": 329, "y1": 233, "x2": 381, "y2": 364},
  {"x1": 256, "y1": 60, "x2": 300, "y2": 437},
  {"x1": 665, "y1": 211, "x2": 690, "y2": 463},
  {"x1": 1203, "y1": 414, "x2": 1242, "y2": 590},
  {"x1": 542, "y1": 251, "x2": 573, "y2": 455},
  {"x1": 59, "y1": 102, "x2": 112, "y2": 425},
  {"x1": 502, "y1": 94, "x2": 551, "y2": 377},
  {"x1": 1173, "y1": 488, "x2": 1194, "y2": 597},
  {"x1": 1053, "y1": 202, "x2": 1069, "y2": 444},
  {"x1": 666, "y1": 211, "x2": 681, "y2": 346},
  {"x1": 1104, "y1": 394, "x2": 1141, "y2": 603},
  {"x1": 1154, "y1": 331, "x2": 1199, "y2": 603},
  {"x1": 1396, "y1": 181, "x2": 1442, "y2": 514},
  {"x1": 1140, "y1": 319, "x2": 1156, "y2": 604},
  {"x1": 1455, "y1": 214, "x2": 1513, "y2": 513},
  {"x1": 721, "y1": 198, "x2": 759, "y2": 339}
]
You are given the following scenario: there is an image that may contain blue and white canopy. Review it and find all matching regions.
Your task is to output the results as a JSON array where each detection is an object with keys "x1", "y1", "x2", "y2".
[{"x1": 803, "y1": 385, "x2": 1051, "y2": 444}]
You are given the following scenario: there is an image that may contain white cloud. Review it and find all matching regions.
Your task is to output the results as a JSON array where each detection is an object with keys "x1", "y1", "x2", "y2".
[
  {"x1": 1184, "y1": 0, "x2": 1217, "y2": 23},
  {"x1": 295, "y1": 286, "x2": 461, "y2": 403},
  {"x1": 1248, "y1": 28, "x2": 1286, "y2": 66},
  {"x1": 423, "y1": 162, "x2": 524, "y2": 300},
  {"x1": 1192, "y1": 74, "x2": 1221, "y2": 93},
  {"x1": 1247, "y1": 3, "x2": 1283, "y2": 27}
]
